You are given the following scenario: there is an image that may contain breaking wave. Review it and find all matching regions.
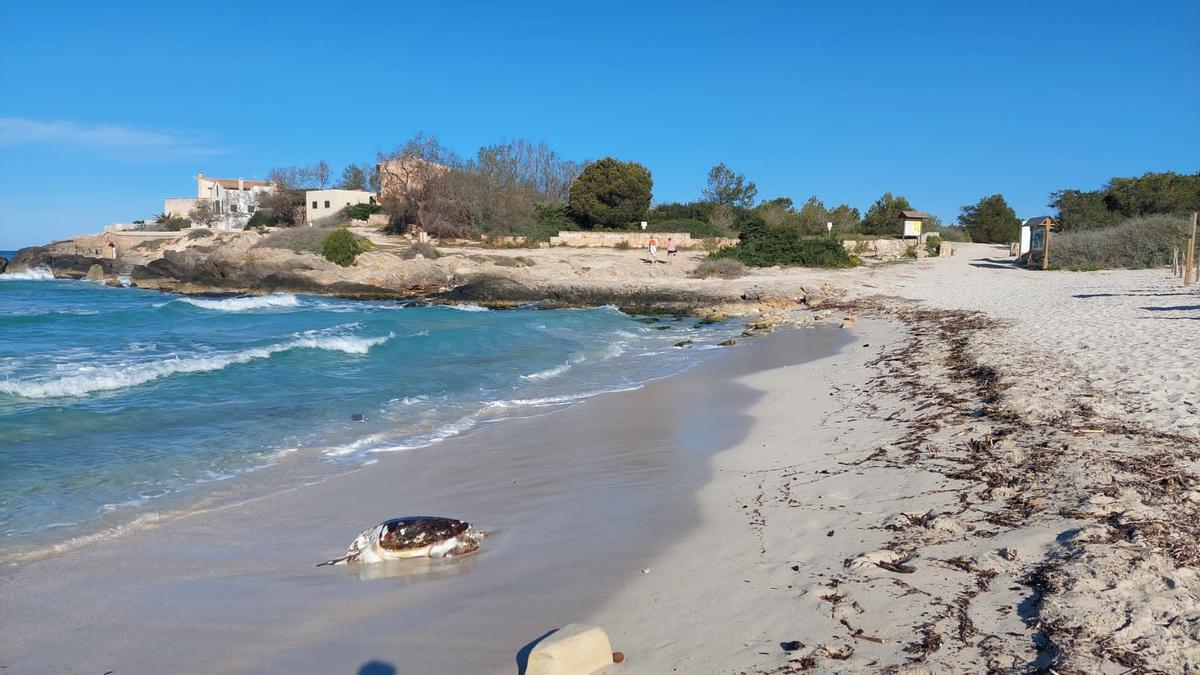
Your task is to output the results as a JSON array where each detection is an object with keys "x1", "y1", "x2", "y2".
[
  {"x1": 177, "y1": 294, "x2": 301, "y2": 312},
  {"x1": 0, "y1": 267, "x2": 55, "y2": 281},
  {"x1": 0, "y1": 332, "x2": 393, "y2": 399}
]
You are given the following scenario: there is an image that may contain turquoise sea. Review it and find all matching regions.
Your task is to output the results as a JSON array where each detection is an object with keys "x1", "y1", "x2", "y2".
[{"x1": 0, "y1": 261, "x2": 740, "y2": 551}]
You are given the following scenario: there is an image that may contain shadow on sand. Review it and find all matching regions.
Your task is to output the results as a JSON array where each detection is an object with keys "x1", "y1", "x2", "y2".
[
  {"x1": 968, "y1": 257, "x2": 1020, "y2": 270},
  {"x1": 515, "y1": 628, "x2": 559, "y2": 674},
  {"x1": 358, "y1": 660, "x2": 396, "y2": 675}
]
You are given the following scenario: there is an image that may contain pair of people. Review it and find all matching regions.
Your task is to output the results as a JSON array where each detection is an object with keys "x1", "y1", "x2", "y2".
[{"x1": 647, "y1": 236, "x2": 677, "y2": 263}]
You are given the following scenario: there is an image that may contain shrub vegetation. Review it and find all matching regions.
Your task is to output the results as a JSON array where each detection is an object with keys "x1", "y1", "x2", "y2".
[
  {"x1": 254, "y1": 226, "x2": 333, "y2": 255},
  {"x1": 343, "y1": 202, "x2": 383, "y2": 221},
  {"x1": 400, "y1": 242, "x2": 441, "y2": 259},
  {"x1": 690, "y1": 258, "x2": 747, "y2": 279},
  {"x1": 322, "y1": 228, "x2": 365, "y2": 266},
  {"x1": 713, "y1": 223, "x2": 859, "y2": 268},
  {"x1": 1044, "y1": 215, "x2": 1191, "y2": 271}
]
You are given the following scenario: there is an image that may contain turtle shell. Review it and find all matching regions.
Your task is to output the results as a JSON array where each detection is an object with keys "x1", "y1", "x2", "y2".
[{"x1": 378, "y1": 516, "x2": 470, "y2": 552}]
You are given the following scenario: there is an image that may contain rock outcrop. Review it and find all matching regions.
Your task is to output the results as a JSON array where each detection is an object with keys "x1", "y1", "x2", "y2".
[
  {"x1": 131, "y1": 247, "x2": 451, "y2": 299},
  {"x1": 8, "y1": 246, "x2": 116, "y2": 279}
]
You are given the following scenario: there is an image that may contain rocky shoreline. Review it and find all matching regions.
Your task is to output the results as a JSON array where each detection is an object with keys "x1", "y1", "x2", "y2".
[{"x1": 6, "y1": 235, "x2": 842, "y2": 317}]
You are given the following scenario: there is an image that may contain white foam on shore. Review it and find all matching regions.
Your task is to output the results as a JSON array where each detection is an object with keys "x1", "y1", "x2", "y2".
[
  {"x1": 521, "y1": 362, "x2": 573, "y2": 380},
  {"x1": 176, "y1": 294, "x2": 301, "y2": 312},
  {"x1": 444, "y1": 303, "x2": 489, "y2": 312},
  {"x1": 0, "y1": 267, "x2": 55, "y2": 281},
  {"x1": 0, "y1": 331, "x2": 393, "y2": 399}
]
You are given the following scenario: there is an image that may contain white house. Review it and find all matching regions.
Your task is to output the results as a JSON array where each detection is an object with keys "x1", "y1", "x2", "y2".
[
  {"x1": 305, "y1": 189, "x2": 377, "y2": 225},
  {"x1": 164, "y1": 173, "x2": 275, "y2": 230}
]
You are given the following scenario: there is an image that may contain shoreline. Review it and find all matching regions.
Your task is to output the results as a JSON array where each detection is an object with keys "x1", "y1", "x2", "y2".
[{"x1": 0, "y1": 323, "x2": 859, "y2": 673}]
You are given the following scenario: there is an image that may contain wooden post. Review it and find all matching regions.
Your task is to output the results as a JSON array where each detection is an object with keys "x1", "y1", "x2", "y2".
[
  {"x1": 1041, "y1": 224, "x2": 1051, "y2": 271},
  {"x1": 1173, "y1": 247, "x2": 1179, "y2": 277},
  {"x1": 1186, "y1": 212, "x2": 1198, "y2": 286}
]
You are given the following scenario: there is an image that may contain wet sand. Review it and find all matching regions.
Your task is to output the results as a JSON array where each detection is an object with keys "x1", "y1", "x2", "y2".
[{"x1": 0, "y1": 324, "x2": 856, "y2": 674}]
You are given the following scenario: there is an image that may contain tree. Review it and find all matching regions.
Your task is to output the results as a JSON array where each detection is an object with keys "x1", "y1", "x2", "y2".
[
  {"x1": 338, "y1": 164, "x2": 368, "y2": 191},
  {"x1": 567, "y1": 157, "x2": 653, "y2": 229},
  {"x1": 702, "y1": 163, "x2": 758, "y2": 207},
  {"x1": 314, "y1": 160, "x2": 331, "y2": 189},
  {"x1": 188, "y1": 200, "x2": 218, "y2": 228},
  {"x1": 859, "y1": 193, "x2": 913, "y2": 236},
  {"x1": 959, "y1": 194, "x2": 1020, "y2": 243}
]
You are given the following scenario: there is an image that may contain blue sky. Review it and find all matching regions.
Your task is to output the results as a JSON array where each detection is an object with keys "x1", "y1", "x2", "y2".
[{"x1": 1, "y1": 1, "x2": 1197, "y2": 249}]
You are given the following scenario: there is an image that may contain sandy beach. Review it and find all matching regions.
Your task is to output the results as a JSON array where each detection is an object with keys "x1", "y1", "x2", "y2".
[{"x1": 3, "y1": 244, "x2": 1199, "y2": 674}]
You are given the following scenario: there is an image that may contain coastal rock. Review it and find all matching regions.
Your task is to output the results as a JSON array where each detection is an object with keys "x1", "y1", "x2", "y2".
[
  {"x1": 0, "y1": 256, "x2": 6, "y2": 274},
  {"x1": 803, "y1": 291, "x2": 828, "y2": 308},
  {"x1": 9, "y1": 246, "x2": 116, "y2": 279},
  {"x1": 85, "y1": 264, "x2": 105, "y2": 282},
  {"x1": 132, "y1": 248, "x2": 449, "y2": 298}
]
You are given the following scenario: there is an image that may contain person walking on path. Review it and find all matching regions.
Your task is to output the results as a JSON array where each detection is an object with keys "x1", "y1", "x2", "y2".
[
  {"x1": 666, "y1": 237, "x2": 677, "y2": 259},
  {"x1": 648, "y1": 236, "x2": 658, "y2": 263}
]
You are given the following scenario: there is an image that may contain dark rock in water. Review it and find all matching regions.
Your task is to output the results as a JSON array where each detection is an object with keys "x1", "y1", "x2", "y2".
[
  {"x1": 781, "y1": 641, "x2": 805, "y2": 652},
  {"x1": 673, "y1": 340, "x2": 693, "y2": 348},
  {"x1": 351, "y1": 413, "x2": 365, "y2": 422},
  {"x1": 8, "y1": 246, "x2": 115, "y2": 279},
  {"x1": 0, "y1": 256, "x2": 6, "y2": 274},
  {"x1": 718, "y1": 339, "x2": 737, "y2": 346}
]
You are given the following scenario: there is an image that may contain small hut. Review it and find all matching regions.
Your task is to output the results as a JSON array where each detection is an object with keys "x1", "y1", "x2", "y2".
[{"x1": 900, "y1": 210, "x2": 930, "y2": 238}]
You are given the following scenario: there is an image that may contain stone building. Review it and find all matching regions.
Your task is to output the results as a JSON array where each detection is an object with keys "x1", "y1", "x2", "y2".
[{"x1": 164, "y1": 173, "x2": 275, "y2": 230}]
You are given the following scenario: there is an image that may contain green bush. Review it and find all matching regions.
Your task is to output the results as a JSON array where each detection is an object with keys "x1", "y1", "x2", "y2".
[
  {"x1": 247, "y1": 210, "x2": 279, "y2": 229},
  {"x1": 691, "y1": 258, "x2": 746, "y2": 279},
  {"x1": 322, "y1": 228, "x2": 361, "y2": 266},
  {"x1": 613, "y1": 240, "x2": 632, "y2": 250},
  {"x1": 714, "y1": 225, "x2": 859, "y2": 268},
  {"x1": 343, "y1": 202, "x2": 383, "y2": 221},
  {"x1": 186, "y1": 229, "x2": 214, "y2": 240},
  {"x1": 1041, "y1": 215, "x2": 1191, "y2": 271},
  {"x1": 511, "y1": 204, "x2": 581, "y2": 243},
  {"x1": 646, "y1": 218, "x2": 731, "y2": 238},
  {"x1": 159, "y1": 217, "x2": 190, "y2": 231},
  {"x1": 924, "y1": 235, "x2": 942, "y2": 257},
  {"x1": 400, "y1": 242, "x2": 441, "y2": 259}
]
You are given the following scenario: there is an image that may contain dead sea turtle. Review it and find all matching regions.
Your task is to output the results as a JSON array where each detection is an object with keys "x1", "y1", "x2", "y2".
[{"x1": 318, "y1": 516, "x2": 486, "y2": 566}]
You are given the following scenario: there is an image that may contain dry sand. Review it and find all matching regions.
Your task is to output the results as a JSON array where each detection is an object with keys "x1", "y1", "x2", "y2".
[{"x1": 588, "y1": 244, "x2": 1199, "y2": 673}]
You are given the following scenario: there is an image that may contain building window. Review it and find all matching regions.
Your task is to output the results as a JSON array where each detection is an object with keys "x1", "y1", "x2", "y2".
[
  {"x1": 230, "y1": 204, "x2": 238, "y2": 213},
  {"x1": 248, "y1": 205, "x2": 256, "y2": 213},
  {"x1": 324, "y1": 200, "x2": 331, "y2": 208},
  {"x1": 312, "y1": 201, "x2": 318, "y2": 209}
]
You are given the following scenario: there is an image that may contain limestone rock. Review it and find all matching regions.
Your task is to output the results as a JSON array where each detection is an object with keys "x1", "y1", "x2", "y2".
[
  {"x1": 0, "y1": 256, "x2": 6, "y2": 274},
  {"x1": 525, "y1": 623, "x2": 615, "y2": 675},
  {"x1": 803, "y1": 291, "x2": 828, "y2": 308},
  {"x1": 85, "y1": 264, "x2": 105, "y2": 282}
]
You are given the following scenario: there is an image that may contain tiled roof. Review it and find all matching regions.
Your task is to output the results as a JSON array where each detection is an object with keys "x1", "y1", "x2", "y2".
[
  {"x1": 901, "y1": 210, "x2": 931, "y2": 219},
  {"x1": 204, "y1": 177, "x2": 272, "y2": 190}
]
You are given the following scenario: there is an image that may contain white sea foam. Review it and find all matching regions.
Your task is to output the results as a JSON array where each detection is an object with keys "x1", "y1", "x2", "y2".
[
  {"x1": 0, "y1": 331, "x2": 393, "y2": 399},
  {"x1": 444, "y1": 303, "x2": 489, "y2": 312},
  {"x1": 0, "y1": 266, "x2": 55, "y2": 281},
  {"x1": 486, "y1": 385, "x2": 641, "y2": 410},
  {"x1": 177, "y1": 294, "x2": 301, "y2": 312},
  {"x1": 521, "y1": 362, "x2": 573, "y2": 380}
]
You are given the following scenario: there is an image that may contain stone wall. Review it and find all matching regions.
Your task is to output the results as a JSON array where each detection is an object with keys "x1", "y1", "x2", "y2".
[
  {"x1": 548, "y1": 231, "x2": 737, "y2": 249},
  {"x1": 842, "y1": 238, "x2": 915, "y2": 260}
]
